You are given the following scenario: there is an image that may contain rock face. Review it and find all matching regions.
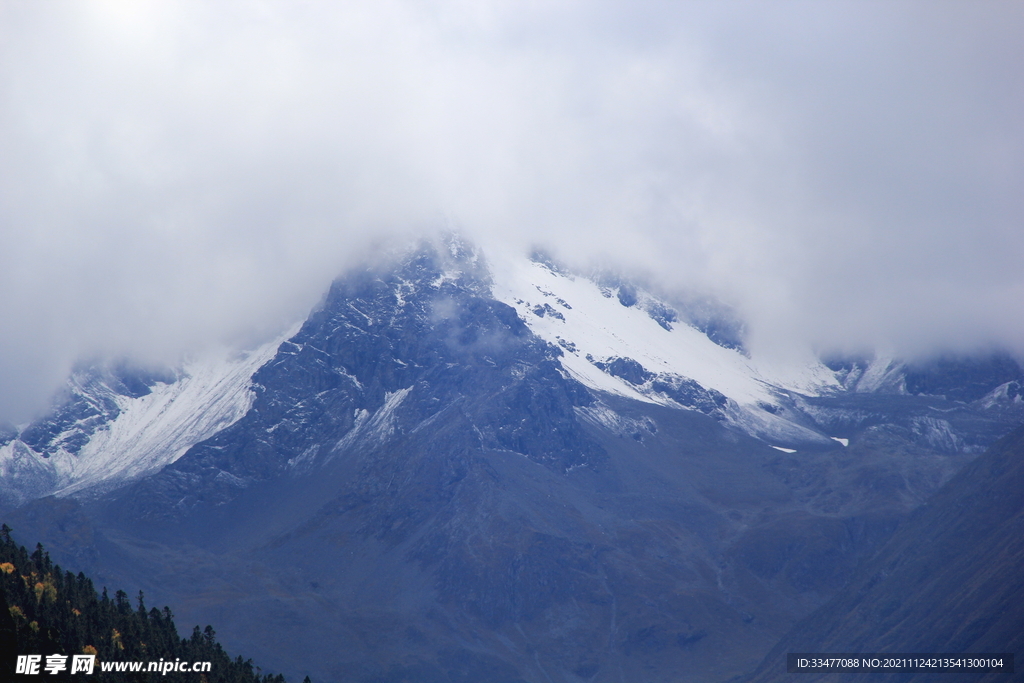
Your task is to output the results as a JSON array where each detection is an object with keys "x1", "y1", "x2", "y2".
[{"x1": 3, "y1": 239, "x2": 1024, "y2": 683}]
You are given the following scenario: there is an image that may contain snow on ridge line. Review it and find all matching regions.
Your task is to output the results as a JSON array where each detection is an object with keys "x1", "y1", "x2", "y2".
[
  {"x1": 489, "y1": 256, "x2": 838, "y2": 407},
  {"x1": 49, "y1": 324, "x2": 301, "y2": 498}
]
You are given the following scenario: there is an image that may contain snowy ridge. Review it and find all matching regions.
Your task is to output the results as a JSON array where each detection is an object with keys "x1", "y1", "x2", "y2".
[
  {"x1": 490, "y1": 257, "x2": 839, "y2": 408},
  {"x1": 0, "y1": 328, "x2": 294, "y2": 501},
  {"x1": 486, "y1": 256, "x2": 848, "y2": 448}
]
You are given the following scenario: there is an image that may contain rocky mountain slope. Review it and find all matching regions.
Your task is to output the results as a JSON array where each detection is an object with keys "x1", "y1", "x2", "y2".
[{"x1": 740, "y1": 424, "x2": 1024, "y2": 683}]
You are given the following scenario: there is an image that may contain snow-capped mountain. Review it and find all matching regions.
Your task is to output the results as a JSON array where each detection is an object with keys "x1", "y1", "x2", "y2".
[{"x1": 3, "y1": 238, "x2": 1023, "y2": 683}]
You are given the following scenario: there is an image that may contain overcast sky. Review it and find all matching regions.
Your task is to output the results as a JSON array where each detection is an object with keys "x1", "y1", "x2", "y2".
[{"x1": 1, "y1": 0, "x2": 1022, "y2": 423}]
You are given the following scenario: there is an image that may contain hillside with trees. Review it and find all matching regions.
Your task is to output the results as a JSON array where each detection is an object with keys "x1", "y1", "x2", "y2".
[{"x1": 0, "y1": 524, "x2": 293, "y2": 682}]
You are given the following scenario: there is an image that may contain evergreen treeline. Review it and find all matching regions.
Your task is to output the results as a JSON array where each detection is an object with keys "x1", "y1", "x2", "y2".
[{"x1": 0, "y1": 524, "x2": 295, "y2": 683}]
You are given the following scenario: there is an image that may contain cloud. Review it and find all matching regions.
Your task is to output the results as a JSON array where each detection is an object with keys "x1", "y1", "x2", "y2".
[{"x1": 1, "y1": 0, "x2": 1022, "y2": 421}]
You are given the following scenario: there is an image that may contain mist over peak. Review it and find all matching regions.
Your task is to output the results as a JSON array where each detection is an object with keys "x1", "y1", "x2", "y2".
[{"x1": 2, "y1": 1, "x2": 1022, "y2": 422}]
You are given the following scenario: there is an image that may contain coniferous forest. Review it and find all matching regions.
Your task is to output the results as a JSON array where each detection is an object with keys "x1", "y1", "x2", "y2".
[{"x1": 0, "y1": 525, "x2": 294, "y2": 683}]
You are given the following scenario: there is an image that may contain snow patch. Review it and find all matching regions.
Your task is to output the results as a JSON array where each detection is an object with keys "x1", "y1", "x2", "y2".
[
  {"x1": 576, "y1": 404, "x2": 656, "y2": 441},
  {"x1": 846, "y1": 357, "x2": 907, "y2": 393},
  {"x1": 909, "y1": 416, "x2": 963, "y2": 453}
]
